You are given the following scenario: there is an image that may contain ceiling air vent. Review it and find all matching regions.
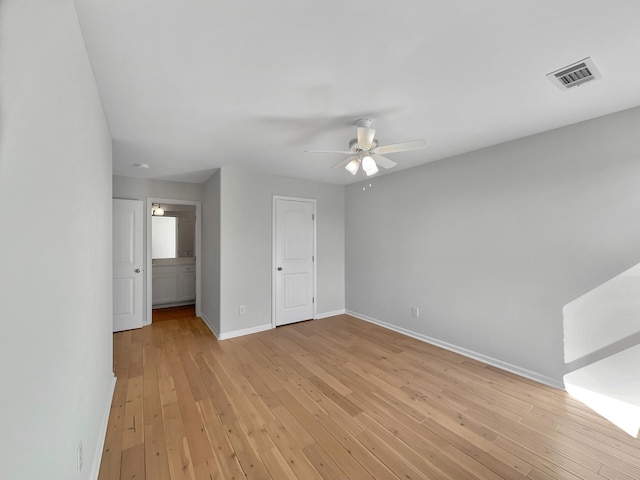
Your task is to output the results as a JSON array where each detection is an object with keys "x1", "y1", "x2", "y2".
[{"x1": 547, "y1": 57, "x2": 602, "y2": 91}]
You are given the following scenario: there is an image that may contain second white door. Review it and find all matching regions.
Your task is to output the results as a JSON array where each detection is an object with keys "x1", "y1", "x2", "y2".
[
  {"x1": 274, "y1": 198, "x2": 315, "y2": 326},
  {"x1": 113, "y1": 199, "x2": 144, "y2": 332}
]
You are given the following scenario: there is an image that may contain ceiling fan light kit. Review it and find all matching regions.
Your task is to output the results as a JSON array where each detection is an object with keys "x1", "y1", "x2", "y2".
[
  {"x1": 307, "y1": 118, "x2": 427, "y2": 177},
  {"x1": 345, "y1": 157, "x2": 361, "y2": 175},
  {"x1": 361, "y1": 155, "x2": 378, "y2": 176}
]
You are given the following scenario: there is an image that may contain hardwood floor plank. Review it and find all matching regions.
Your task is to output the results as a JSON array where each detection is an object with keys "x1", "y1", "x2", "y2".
[
  {"x1": 518, "y1": 413, "x2": 640, "y2": 475},
  {"x1": 354, "y1": 422, "x2": 432, "y2": 480},
  {"x1": 122, "y1": 375, "x2": 144, "y2": 450},
  {"x1": 260, "y1": 447, "x2": 299, "y2": 480},
  {"x1": 98, "y1": 377, "x2": 128, "y2": 480},
  {"x1": 290, "y1": 351, "x2": 353, "y2": 396},
  {"x1": 272, "y1": 389, "x2": 376, "y2": 480},
  {"x1": 301, "y1": 442, "x2": 350, "y2": 480},
  {"x1": 348, "y1": 391, "x2": 484, "y2": 480},
  {"x1": 493, "y1": 433, "x2": 603, "y2": 480},
  {"x1": 120, "y1": 443, "x2": 145, "y2": 480},
  {"x1": 261, "y1": 417, "x2": 324, "y2": 480},
  {"x1": 143, "y1": 420, "x2": 171, "y2": 480},
  {"x1": 270, "y1": 404, "x2": 315, "y2": 447},
  {"x1": 599, "y1": 462, "x2": 638, "y2": 480},
  {"x1": 320, "y1": 416, "x2": 400, "y2": 480},
  {"x1": 196, "y1": 399, "x2": 245, "y2": 480},
  {"x1": 526, "y1": 466, "x2": 558, "y2": 480},
  {"x1": 100, "y1": 314, "x2": 640, "y2": 480},
  {"x1": 161, "y1": 402, "x2": 196, "y2": 480},
  {"x1": 193, "y1": 459, "x2": 221, "y2": 480}
]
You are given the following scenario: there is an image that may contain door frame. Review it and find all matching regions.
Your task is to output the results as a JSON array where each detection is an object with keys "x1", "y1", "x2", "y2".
[
  {"x1": 146, "y1": 197, "x2": 202, "y2": 325},
  {"x1": 271, "y1": 195, "x2": 317, "y2": 329}
]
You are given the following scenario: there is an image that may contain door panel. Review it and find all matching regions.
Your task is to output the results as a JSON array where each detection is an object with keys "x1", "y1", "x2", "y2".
[
  {"x1": 113, "y1": 199, "x2": 144, "y2": 332},
  {"x1": 113, "y1": 277, "x2": 135, "y2": 315},
  {"x1": 275, "y1": 199, "x2": 315, "y2": 326},
  {"x1": 284, "y1": 273, "x2": 309, "y2": 308}
]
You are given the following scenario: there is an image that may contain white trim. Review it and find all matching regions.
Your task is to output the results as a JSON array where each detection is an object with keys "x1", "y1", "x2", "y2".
[
  {"x1": 199, "y1": 313, "x2": 271, "y2": 341},
  {"x1": 146, "y1": 198, "x2": 202, "y2": 326},
  {"x1": 199, "y1": 312, "x2": 220, "y2": 339},
  {"x1": 315, "y1": 309, "x2": 346, "y2": 319},
  {"x1": 89, "y1": 374, "x2": 117, "y2": 480},
  {"x1": 346, "y1": 310, "x2": 565, "y2": 390},
  {"x1": 272, "y1": 195, "x2": 317, "y2": 329},
  {"x1": 218, "y1": 323, "x2": 273, "y2": 340}
]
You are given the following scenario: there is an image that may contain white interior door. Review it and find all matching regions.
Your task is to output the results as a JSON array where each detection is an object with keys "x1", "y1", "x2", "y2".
[
  {"x1": 113, "y1": 199, "x2": 144, "y2": 332},
  {"x1": 274, "y1": 198, "x2": 315, "y2": 326}
]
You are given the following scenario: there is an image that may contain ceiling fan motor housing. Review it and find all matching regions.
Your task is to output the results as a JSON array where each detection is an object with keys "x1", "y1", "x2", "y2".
[{"x1": 349, "y1": 138, "x2": 378, "y2": 152}]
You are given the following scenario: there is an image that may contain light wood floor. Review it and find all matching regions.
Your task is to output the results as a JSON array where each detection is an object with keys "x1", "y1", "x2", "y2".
[
  {"x1": 152, "y1": 305, "x2": 196, "y2": 323},
  {"x1": 99, "y1": 314, "x2": 640, "y2": 480}
]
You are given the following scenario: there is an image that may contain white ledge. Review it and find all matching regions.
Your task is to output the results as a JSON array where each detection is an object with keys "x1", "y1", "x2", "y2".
[{"x1": 564, "y1": 343, "x2": 640, "y2": 437}]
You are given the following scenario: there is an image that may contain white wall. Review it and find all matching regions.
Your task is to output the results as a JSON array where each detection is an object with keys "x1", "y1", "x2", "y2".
[
  {"x1": 201, "y1": 171, "x2": 221, "y2": 335},
  {"x1": 218, "y1": 168, "x2": 345, "y2": 336},
  {"x1": 0, "y1": 1, "x2": 114, "y2": 479},
  {"x1": 346, "y1": 106, "x2": 640, "y2": 386},
  {"x1": 563, "y1": 262, "x2": 640, "y2": 366}
]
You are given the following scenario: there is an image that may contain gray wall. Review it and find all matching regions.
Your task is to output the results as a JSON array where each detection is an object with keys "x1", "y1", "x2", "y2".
[
  {"x1": 112, "y1": 175, "x2": 203, "y2": 202},
  {"x1": 202, "y1": 171, "x2": 221, "y2": 335},
  {"x1": 346, "y1": 106, "x2": 640, "y2": 386},
  {"x1": 218, "y1": 168, "x2": 345, "y2": 336},
  {"x1": 0, "y1": 1, "x2": 114, "y2": 478}
]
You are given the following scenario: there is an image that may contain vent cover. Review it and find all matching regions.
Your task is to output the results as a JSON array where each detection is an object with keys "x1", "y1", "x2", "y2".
[{"x1": 547, "y1": 57, "x2": 602, "y2": 90}]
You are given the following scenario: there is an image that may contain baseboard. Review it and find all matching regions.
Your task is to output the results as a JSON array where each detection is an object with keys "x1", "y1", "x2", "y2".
[
  {"x1": 346, "y1": 310, "x2": 564, "y2": 390},
  {"x1": 218, "y1": 323, "x2": 273, "y2": 340},
  {"x1": 152, "y1": 301, "x2": 195, "y2": 309},
  {"x1": 199, "y1": 312, "x2": 220, "y2": 339},
  {"x1": 90, "y1": 374, "x2": 117, "y2": 480},
  {"x1": 315, "y1": 309, "x2": 346, "y2": 319},
  {"x1": 200, "y1": 312, "x2": 272, "y2": 340}
]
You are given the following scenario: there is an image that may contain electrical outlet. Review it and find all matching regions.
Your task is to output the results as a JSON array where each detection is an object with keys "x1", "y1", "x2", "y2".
[
  {"x1": 77, "y1": 441, "x2": 83, "y2": 474},
  {"x1": 411, "y1": 306, "x2": 419, "y2": 318},
  {"x1": 239, "y1": 305, "x2": 246, "y2": 315}
]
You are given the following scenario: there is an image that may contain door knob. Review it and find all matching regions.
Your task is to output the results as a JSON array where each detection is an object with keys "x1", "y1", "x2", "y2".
[
  {"x1": 277, "y1": 267, "x2": 282, "y2": 271},
  {"x1": 135, "y1": 268, "x2": 141, "y2": 273}
]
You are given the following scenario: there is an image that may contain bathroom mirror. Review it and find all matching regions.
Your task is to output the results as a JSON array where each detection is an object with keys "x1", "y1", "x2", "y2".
[
  {"x1": 152, "y1": 216, "x2": 177, "y2": 259},
  {"x1": 151, "y1": 204, "x2": 196, "y2": 259}
]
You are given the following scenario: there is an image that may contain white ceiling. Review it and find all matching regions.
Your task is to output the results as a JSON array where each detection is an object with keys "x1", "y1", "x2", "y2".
[{"x1": 74, "y1": 0, "x2": 640, "y2": 185}]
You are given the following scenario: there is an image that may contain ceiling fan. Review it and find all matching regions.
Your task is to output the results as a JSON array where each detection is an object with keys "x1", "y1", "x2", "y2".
[{"x1": 306, "y1": 118, "x2": 427, "y2": 176}]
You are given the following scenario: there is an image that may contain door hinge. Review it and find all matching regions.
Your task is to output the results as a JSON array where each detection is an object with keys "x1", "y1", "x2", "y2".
[
  {"x1": 312, "y1": 255, "x2": 314, "y2": 262},
  {"x1": 312, "y1": 297, "x2": 315, "y2": 303},
  {"x1": 312, "y1": 214, "x2": 315, "y2": 220}
]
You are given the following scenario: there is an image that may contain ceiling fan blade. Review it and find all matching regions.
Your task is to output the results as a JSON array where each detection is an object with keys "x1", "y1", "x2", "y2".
[
  {"x1": 371, "y1": 154, "x2": 397, "y2": 169},
  {"x1": 357, "y1": 127, "x2": 376, "y2": 150},
  {"x1": 306, "y1": 149, "x2": 353, "y2": 154},
  {"x1": 330, "y1": 156, "x2": 359, "y2": 169},
  {"x1": 373, "y1": 139, "x2": 427, "y2": 155}
]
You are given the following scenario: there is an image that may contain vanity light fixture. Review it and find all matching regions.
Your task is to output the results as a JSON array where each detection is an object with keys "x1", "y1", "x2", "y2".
[{"x1": 152, "y1": 204, "x2": 165, "y2": 216}]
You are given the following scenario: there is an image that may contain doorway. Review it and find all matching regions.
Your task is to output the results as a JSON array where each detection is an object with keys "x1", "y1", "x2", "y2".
[
  {"x1": 272, "y1": 196, "x2": 316, "y2": 327},
  {"x1": 146, "y1": 198, "x2": 202, "y2": 325}
]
